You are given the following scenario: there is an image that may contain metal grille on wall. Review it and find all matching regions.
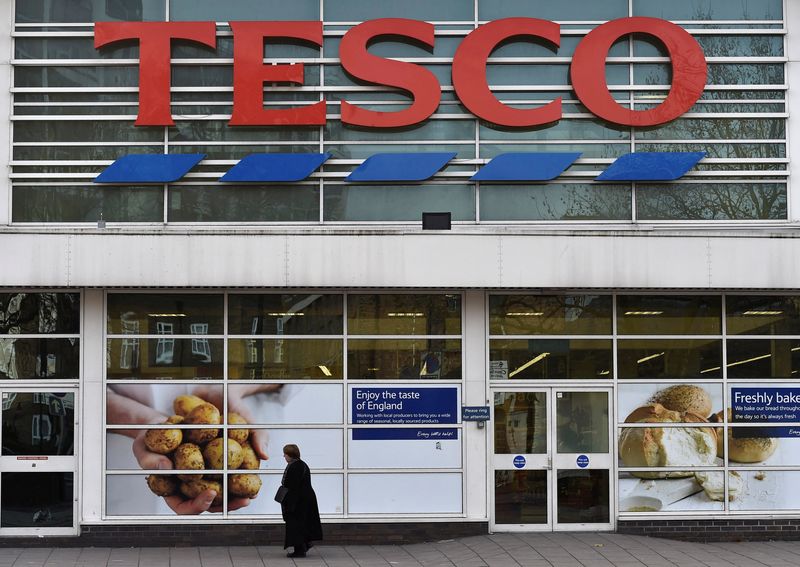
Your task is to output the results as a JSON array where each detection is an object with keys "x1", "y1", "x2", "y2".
[{"x1": 10, "y1": 0, "x2": 789, "y2": 224}]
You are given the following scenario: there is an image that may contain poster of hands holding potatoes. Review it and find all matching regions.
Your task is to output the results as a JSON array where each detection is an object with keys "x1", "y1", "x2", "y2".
[
  {"x1": 618, "y1": 383, "x2": 800, "y2": 513},
  {"x1": 105, "y1": 383, "x2": 344, "y2": 516}
]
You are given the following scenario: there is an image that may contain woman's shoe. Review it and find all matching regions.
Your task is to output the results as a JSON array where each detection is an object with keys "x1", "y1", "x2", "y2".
[{"x1": 287, "y1": 551, "x2": 307, "y2": 558}]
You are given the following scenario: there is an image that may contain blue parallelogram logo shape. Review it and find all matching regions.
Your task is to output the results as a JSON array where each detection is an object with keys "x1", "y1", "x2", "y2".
[
  {"x1": 94, "y1": 153, "x2": 205, "y2": 183},
  {"x1": 346, "y1": 152, "x2": 457, "y2": 182},
  {"x1": 220, "y1": 152, "x2": 331, "y2": 182},
  {"x1": 471, "y1": 152, "x2": 581, "y2": 181},
  {"x1": 596, "y1": 152, "x2": 706, "y2": 181}
]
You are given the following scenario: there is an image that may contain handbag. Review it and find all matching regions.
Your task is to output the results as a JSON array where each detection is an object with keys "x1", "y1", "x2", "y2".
[{"x1": 274, "y1": 485, "x2": 289, "y2": 503}]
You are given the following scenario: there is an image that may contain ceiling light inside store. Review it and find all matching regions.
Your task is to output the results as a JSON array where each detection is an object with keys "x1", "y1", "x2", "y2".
[
  {"x1": 743, "y1": 310, "x2": 783, "y2": 316},
  {"x1": 147, "y1": 313, "x2": 187, "y2": 317},
  {"x1": 700, "y1": 366, "x2": 721, "y2": 374},
  {"x1": 624, "y1": 311, "x2": 664, "y2": 316},
  {"x1": 637, "y1": 352, "x2": 665, "y2": 364},
  {"x1": 387, "y1": 312, "x2": 425, "y2": 317},
  {"x1": 506, "y1": 312, "x2": 544, "y2": 316},
  {"x1": 509, "y1": 352, "x2": 550, "y2": 377},
  {"x1": 318, "y1": 365, "x2": 332, "y2": 377},
  {"x1": 267, "y1": 312, "x2": 305, "y2": 316},
  {"x1": 597, "y1": 370, "x2": 611, "y2": 376},
  {"x1": 792, "y1": 347, "x2": 800, "y2": 352},
  {"x1": 727, "y1": 353, "x2": 771, "y2": 367}
]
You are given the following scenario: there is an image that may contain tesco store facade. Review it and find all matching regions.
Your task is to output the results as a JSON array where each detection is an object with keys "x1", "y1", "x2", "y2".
[{"x1": 1, "y1": 0, "x2": 800, "y2": 545}]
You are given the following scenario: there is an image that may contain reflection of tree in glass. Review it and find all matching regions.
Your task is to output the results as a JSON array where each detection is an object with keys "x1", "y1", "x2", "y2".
[{"x1": 632, "y1": 21, "x2": 786, "y2": 220}]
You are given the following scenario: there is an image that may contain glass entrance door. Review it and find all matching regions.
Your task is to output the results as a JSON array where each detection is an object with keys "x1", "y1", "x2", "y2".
[
  {"x1": 0, "y1": 389, "x2": 78, "y2": 536},
  {"x1": 492, "y1": 388, "x2": 613, "y2": 532}
]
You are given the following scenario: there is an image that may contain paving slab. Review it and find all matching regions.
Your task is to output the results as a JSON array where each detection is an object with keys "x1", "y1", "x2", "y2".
[{"x1": 9, "y1": 533, "x2": 800, "y2": 566}]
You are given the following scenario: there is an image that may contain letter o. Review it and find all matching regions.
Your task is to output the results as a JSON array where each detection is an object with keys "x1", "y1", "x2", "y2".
[{"x1": 571, "y1": 17, "x2": 707, "y2": 127}]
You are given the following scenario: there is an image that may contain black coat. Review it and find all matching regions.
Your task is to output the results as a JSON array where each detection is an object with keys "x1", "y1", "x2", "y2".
[{"x1": 281, "y1": 459, "x2": 322, "y2": 549}]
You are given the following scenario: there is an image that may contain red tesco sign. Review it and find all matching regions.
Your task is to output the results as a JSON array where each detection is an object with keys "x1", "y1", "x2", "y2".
[{"x1": 94, "y1": 17, "x2": 707, "y2": 129}]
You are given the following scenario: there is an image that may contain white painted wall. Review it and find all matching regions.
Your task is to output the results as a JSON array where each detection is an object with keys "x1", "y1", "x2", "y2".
[{"x1": 1, "y1": 230, "x2": 800, "y2": 290}]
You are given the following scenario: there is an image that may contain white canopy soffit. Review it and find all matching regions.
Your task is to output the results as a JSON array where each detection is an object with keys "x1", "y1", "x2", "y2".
[{"x1": 1, "y1": 230, "x2": 799, "y2": 289}]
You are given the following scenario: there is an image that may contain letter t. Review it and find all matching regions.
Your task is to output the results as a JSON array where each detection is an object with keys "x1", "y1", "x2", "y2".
[{"x1": 95, "y1": 22, "x2": 217, "y2": 126}]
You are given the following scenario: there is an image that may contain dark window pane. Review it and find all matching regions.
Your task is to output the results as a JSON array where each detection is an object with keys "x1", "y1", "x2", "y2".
[
  {"x1": 171, "y1": 0, "x2": 318, "y2": 20},
  {"x1": 727, "y1": 339, "x2": 800, "y2": 379},
  {"x1": 15, "y1": 66, "x2": 139, "y2": 88},
  {"x1": 348, "y1": 295, "x2": 462, "y2": 335},
  {"x1": 490, "y1": 339, "x2": 612, "y2": 380},
  {"x1": 617, "y1": 339, "x2": 723, "y2": 379},
  {"x1": 326, "y1": 0, "x2": 471, "y2": 21},
  {"x1": 494, "y1": 392, "x2": 548, "y2": 454},
  {"x1": 727, "y1": 296, "x2": 800, "y2": 335},
  {"x1": 324, "y1": 185, "x2": 475, "y2": 222},
  {"x1": 228, "y1": 294, "x2": 343, "y2": 335},
  {"x1": 168, "y1": 186, "x2": 319, "y2": 223},
  {"x1": 482, "y1": 0, "x2": 626, "y2": 19},
  {"x1": 0, "y1": 339, "x2": 80, "y2": 380},
  {"x1": 2, "y1": 393, "x2": 74, "y2": 455},
  {"x1": 489, "y1": 295, "x2": 612, "y2": 335},
  {"x1": 0, "y1": 293, "x2": 79, "y2": 334},
  {"x1": 617, "y1": 296, "x2": 722, "y2": 335},
  {"x1": 479, "y1": 184, "x2": 632, "y2": 221},
  {"x1": 557, "y1": 470, "x2": 609, "y2": 524},
  {"x1": 633, "y1": 0, "x2": 782, "y2": 20},
  {"x1": 16, "y1": 0, "x2": 165, "y2": 23},
  {"x1": 106, "y1": 338, "x2": 224, "y2": 380},
  {"x1": 635, "y1": 183, "x2": 787, "y2": 221},
  {"x1": 494, "y1": 470, "x2": 547, "y2": 524},
  {"x1": 347, "y1": 339, "x2": 461, "y2": 380},
  {"x1": 228, "y1": 339, "x2": 343, "y2": 380},
  {"x1": 13, "y1": 186, "x2": 163, "y2": 223},
  {"x1": 1, "y1": 472, "x2": 73, "y2": 528},
  {"x1": 107, "y1": 294, "x2": 224, "y2": 335},
  {"x1": 556, "y1": 392, "x2": 608, "y2": 453}
]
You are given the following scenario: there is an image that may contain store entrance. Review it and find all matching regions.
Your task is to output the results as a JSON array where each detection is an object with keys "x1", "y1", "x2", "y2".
[
  {"x1": 491, "y1": 387, "x2": 613, "y2": 532},
  {"x1": 0, "y1": 389, "x2": 78, "y2": 536}
]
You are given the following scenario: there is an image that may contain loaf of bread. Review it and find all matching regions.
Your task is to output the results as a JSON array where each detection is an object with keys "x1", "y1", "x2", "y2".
[
  {"x1": 619, "y1": 404, "x2": 718, "y2": 479},
  {"x1": 648, "y1": 385, "x2": 712, "y2": 418},
  {"x1": 695, "y1": 471, "x2": 743, "y2": 501},
  {"x1": 710, "y1": 409, "x2": 779, "y2": 463}
]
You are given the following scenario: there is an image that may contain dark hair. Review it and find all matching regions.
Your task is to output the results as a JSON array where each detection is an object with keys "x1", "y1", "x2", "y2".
[{"x1": 283, "y1": 444, "x2": 301, "y2": 459}]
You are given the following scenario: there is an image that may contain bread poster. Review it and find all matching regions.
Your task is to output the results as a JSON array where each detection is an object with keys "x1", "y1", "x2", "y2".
[{"x1": 618, "y1": 383, "x2": 800, "y2": 512}]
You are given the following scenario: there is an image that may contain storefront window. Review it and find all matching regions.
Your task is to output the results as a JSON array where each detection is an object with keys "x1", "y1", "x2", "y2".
[{"x1": 104, "y1": 292, "x2": 464, "y2": 518}]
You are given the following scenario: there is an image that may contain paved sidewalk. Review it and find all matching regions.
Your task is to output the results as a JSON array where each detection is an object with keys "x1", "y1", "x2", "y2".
[{"x1": 3, "y1": 533, "x2": 800, "y2": 567}]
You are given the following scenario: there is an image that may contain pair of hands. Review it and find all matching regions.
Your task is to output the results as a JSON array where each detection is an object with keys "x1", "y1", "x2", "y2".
[{"x1": 132, "y1": 384, "x2": 280, "y2": 514}]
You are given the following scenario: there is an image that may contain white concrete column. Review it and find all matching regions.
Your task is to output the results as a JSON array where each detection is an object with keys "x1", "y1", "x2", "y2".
[
  {"x1": 463, "y1": 290, "x2": 488, "y2": 520},
  {"x1": 787, "y1": 0, "x2": 800, "y2": 222},
  {"x1": 0, "y1": 0, "x2": 12, "y2": 225},
  {"x1": 81, "y1": 289, "x2": 105, "y2": 523}
]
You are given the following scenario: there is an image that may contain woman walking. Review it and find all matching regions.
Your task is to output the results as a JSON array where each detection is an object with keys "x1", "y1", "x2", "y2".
[{"x1": 279, "y1": 444, "x2": 322, "y2": 558}]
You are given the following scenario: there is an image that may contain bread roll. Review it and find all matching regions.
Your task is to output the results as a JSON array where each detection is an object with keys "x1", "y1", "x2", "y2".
[
  {"x1": 648, "y1": 385, "x2": 712, "y2": 418},
  {"x1": 710, "y1": 409, "x2": 779, "y2": 463},
  {"x1": 619, "y1": 404, "x2": 717, "y2": 479}
]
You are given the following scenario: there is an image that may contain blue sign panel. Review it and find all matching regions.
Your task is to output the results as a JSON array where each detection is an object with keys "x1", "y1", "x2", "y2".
[
  {"x1": 462, "y1": 406, "x2": 490, "y2": 421},
  {"x1": 513, "y1": 455, "x2": 526, "y2": 469},
  {"x1": 352, "y1": 387, "x2": 458, "y2": 424},
  {"x1": 577, "y1": 455, "x2": 589, "y2": 468},
  {"x1": 732, "y1": 388, "x2": 800, "y2": 422},
  {"x1": 352, "y1": 428, "x2": 458, "y2": 440}
]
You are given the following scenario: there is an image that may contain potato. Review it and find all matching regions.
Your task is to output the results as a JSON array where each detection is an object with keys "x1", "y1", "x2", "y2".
[
  {"x1": 172, "y1": 443, "x2": 205, "y2": 481},
  {"x1": 229, "y1": 474, "x2": 262, "y2": 498},
  {"x1": 180, "y1": 478, "x2": 223, "y2": 507},
  {"x1": 165, "y1": 415, "x2": 184, "y2": 424},
  {"x1": 173, "y1": 395, "x2": 206, "y2": 417},
  {"x1": 203, "y1": 437, "x2": 244, "y2": 470},
  {"x1": 228, "y1": 413, "x2": 249, "y2": 445},
  {"x1": 239, "y1": 442, "x2": 260, "y2": 470},
  {"x1": 184, "y1": 403, "x2": 221, "y2": 444},
  {"x1": 146, "y1": 474, "x2": 178, "y2": 497},
  {"x1": 144, "y1": 427, "x2": 182, "y2": 455}
]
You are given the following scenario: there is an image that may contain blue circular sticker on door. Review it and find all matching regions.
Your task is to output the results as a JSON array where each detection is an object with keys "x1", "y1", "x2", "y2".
[
  {"x1": 513, "y1": 455, "x2": 526, "y2": 469},
  {"x1": 577, "y1": 454, "x2": 589, "y2": 468}
]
